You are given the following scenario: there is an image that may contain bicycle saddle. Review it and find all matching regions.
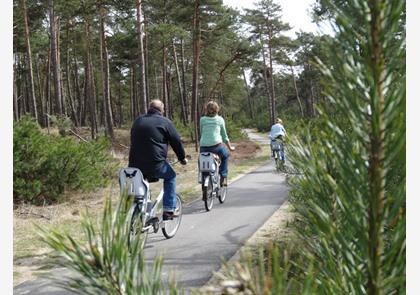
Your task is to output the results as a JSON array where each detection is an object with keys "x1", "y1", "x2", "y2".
[{"x1": 200, "y1": 152, "x2": 220, "y2": 161}]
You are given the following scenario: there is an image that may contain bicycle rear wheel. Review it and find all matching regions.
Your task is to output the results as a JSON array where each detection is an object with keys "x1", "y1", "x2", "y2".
[
  {"x1": 203, "y1": 178, "x2": 214, "y2": 211},
  {"x1": 128, "y1": 204, "x2": 148, "y2": 251},
  {"x1": 162, "y1": 194, "x2": 183, "y2": 239},
  {"x1": 275, "y1": 151, "x2": 282, "y2": 171}
]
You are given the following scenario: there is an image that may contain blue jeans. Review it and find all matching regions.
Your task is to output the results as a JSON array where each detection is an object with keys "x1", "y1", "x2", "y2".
[
  {"x1": 153, "y1": 162, "x2": 177, "y2": 212},
  {"x1": 200, "y1": 145, "x2": 229, "y2": 178}
]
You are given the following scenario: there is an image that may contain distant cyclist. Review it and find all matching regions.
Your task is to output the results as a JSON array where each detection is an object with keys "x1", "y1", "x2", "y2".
[
  {"x1": 128, "y1": 99, "x2": 188, "y2": 220},
  {"x1": 199, "y1": 101, "x2": 235, "y2": 187},
  {"x1": 269, "y1": 118, "x2": 287, "y2": 158}
]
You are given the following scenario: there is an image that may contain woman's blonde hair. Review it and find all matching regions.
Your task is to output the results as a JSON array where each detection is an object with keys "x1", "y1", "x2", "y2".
[
  {"x1": 276, "y1": 118, "x2": 283, "y2": 124},
  {"x1": 205, "y1": 101, "x2": 220, "y2": 117}
]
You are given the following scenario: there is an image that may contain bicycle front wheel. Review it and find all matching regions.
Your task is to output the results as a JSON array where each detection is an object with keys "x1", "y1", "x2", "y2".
[
  {"x1": 218, "y1": 179, "x2": 227, "y2": 204},
  {"x1": 128, "y1": 204, "x2": 148, "y2": 251},
  {"x1": 162, "y1": 194, "x2": 183, "y2": 239},
  {"x1": 275, "y1": 151, "x2": 282, "y2": 171}
]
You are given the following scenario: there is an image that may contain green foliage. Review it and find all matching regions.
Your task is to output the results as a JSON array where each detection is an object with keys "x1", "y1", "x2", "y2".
[
  {"x1": 252, "y1": 110, "x2": 271, "y2": 133},
  {"x1": 217, "y1": 0, "x2": 405, "y2": 293},
  {"x1": 172, "y1": 118, "x2": 195, "y2": 142},
  {"x1": 37, "y1": 195, "x2": 176, "y2": 294},
  {"x1": 286, "y1": 0, "x2": 406, "y2": 293},
  {"x1": 13, "y1": 117, "x2": 116, "y2": 204},
  {"x1": 213, "y1": 243, "x2": 316, "y2": 294},
  {"x1": 48, "y1": 115, "x2": 73, "y2": 136},
  {"x1": 224, "y1": 117, "x2": 247, "y2": 141}
]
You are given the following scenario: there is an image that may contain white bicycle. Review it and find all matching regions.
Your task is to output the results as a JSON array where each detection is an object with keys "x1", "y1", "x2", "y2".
[
  {"x1": 198, "y1": 152, "x2": 227, "y2": 211},
  {"x1": 271, "y1": 138, "x2": 285, "y2": 172},
  {"x1": 119, "y1": 160, "x2": 186, "y2": 249}
]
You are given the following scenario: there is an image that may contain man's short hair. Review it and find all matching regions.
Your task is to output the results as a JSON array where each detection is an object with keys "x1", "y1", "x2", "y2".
[{"x1": 149, "y1": 99, "x2": 164, "y2": 112}]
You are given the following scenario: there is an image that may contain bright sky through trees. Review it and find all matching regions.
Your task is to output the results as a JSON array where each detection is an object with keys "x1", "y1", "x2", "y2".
[{"x1": 223, "y1": 0, "x2": 331, "y2": 36}]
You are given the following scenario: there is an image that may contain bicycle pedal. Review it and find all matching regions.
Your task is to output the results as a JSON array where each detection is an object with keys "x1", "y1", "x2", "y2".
[{"x1": 145, "y1": 217, "x2": 159, "y2": 226}]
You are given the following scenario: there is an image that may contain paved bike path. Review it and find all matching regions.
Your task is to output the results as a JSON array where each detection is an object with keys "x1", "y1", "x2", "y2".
[
  {"x1": 145, "y1": 161, "x2": 289, "y2": 288},
  {"x1": 14, "y1": 160, "x2": 288, "y2": 294}
]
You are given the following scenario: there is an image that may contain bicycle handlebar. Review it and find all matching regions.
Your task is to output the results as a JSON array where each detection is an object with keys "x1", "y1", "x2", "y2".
[{"x1": 168, "y1": 154, "x2": 192, "y2": 165}]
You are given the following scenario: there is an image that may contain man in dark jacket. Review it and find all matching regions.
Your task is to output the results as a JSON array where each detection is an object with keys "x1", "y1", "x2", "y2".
[{"x1": 129, "y1": 99, "x2": 188, "y2": 219}]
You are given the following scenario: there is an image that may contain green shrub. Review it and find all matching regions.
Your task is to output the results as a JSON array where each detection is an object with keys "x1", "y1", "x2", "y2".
[
  {"x1": 172, "y1": 117, "x2": 195, "y2": 142},
  {"x1": 48, "y1": 114, "x2": 73, "y2": 136},
  {"x1": 286, "y1": 0, "x2": 406, "y2": 293},
  {"x1": 13, "y1": 117, "x2": 116, "y2": 204},
  {"x1": 37, "y1": 196, "x2": 177, "y2": 294},
  {"x1": 224, "y1": 117, "x2": 247, "y2": 141},
  {"x1": 254, "y1": 113, "x2": 271, "y2": 133},
  {"x1": 212, "y1": 243, "x2": 316, "y2": 294}
]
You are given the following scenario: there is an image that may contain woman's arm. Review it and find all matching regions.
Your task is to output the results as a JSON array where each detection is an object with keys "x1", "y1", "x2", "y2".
[
  {"x1": 220, "y1": 117, "x2": 235, "y2": 151},
  {"x1": 226, "y1": 141, "x2": 235, "y2": 151},
  {"x1": 220, "y1": 117, "x2": 229, "y2": 143}
]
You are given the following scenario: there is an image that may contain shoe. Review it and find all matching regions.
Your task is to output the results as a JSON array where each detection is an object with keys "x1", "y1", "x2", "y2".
[
  {"x1": 163, "y1": 211, "x2": 179, "y2": 221},
  {"x1": 145, "y1": 216, "x2": 159, "y2": 226},
  {"x1": 220, "y1": 177, "x2": 227, "y2": 187}
]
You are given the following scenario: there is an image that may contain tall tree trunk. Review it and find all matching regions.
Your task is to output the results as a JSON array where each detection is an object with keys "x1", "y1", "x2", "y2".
[
  {"x1": 268, "y1": 29, "x2": 276, "y2": 124},
  {"x1": 191, "y1": 0, "x2": 201, "y2": 151},
  {"x1": 144, "y1": 26, "x2": 150, "y2": 105},
  {"x1": 290, "y1": 66, "x2": 304, "y2": 118},
  {"x1": 166, "y1": 68, "x2": 173, "y2": 119},
  {"x1": 129, "y1": 66, "x2": 134, "y2": 120},
  {"x1": 57, "y1": 19, "x2": 67, "y2": 117},
  {"x1": 117, "y1": 84, "x2": 123, "y2": 127},
  {"x1": 154, "y1": 66, "x2": 159, "y2": 101},
  {"x1": 242, "y1": 68, "x2": 254, "y2": 120},
  {"x1": 45, "y1": 44, "x2": 52, "y2": 129},
  {"x1": 260, "y1": 40, "x2": 273, "y2": 124},
  {"x1": 72, "y1": 54, "x2": 83, "y2": 125},
  {"x1": 13, "y1": 57, "x2": 19, "y2": 121},
  {"x1": 172, "y1": 40, "x2": 187, "y2": 125},
  {"x1": 136, "y1": 0, "x2": 148, "y2": 114},
  {"x1": 35, "y1": 55, "x2": 45, "y2": 126},
  {"x1": 161, "y1": 45, "x2": 168, "y2": 116},
  {"x1": 66, "y1": 25, "x2": 79, "y2": 126},
  {"x1": 180, "y1": 38, "x2": 189, "y2": 122},
  {"x1": 49, "y1": 0, "x2": 62, "y2": 115},
  {"x1": 21, "y1": 0, "x2": 38, "y2": 121},
  {"x1": 98, "y1": 1, "x2": 114, "y2": 139},
  {"x1": 84, "y1": 20, "x2": 97, "y2": 139},
  {"x1": 132, "y1": 64, "x2": 139, "y2": 118}
]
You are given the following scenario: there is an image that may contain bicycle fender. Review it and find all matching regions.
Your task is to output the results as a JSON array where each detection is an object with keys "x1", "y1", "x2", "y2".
[{"x1": 203, "y1": 175, "x2": 210, "y2": 187}]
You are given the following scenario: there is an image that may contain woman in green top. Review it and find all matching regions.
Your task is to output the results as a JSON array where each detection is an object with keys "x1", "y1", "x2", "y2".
[{"x1": 199, "y1": 101, "x2": 235, "y2": 186}]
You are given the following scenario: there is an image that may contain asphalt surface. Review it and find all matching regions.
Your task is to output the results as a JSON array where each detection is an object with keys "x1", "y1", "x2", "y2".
[{"x1": 14, "y1": 131, "x2": 289, "y2": 294}]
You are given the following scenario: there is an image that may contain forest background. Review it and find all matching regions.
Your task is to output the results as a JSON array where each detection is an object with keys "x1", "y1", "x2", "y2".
[{"x1": 1, "y1": 0, "x2": 415, "y2": 293}]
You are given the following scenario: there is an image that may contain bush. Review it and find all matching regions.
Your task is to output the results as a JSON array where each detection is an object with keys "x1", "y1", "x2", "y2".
[
  {"x1": 224, "y1": 117, "x2": 247, "y2": 141},
  {"x1": 13, "y1": 117, "x2": 116, "y2": 204},
  {"x1": 37, "y1": 196, "x2": 176, "y2": 294},
  {"x1": 172, "y1": 117, "x2": 195, "y2": 142}
]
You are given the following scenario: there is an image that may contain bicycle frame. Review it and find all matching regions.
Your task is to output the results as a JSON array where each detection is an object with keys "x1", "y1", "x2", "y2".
[
  {"x1": 199, "y1": 152, "x2": 220, "y2": 190},
  {"x1": 119, "y1": 168, "x2": 164, "y2": 230},
  {"x1": 271, "y1": 138, "x2": 285, "y2": 161}
]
